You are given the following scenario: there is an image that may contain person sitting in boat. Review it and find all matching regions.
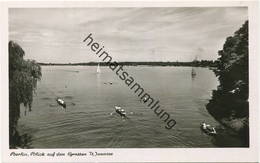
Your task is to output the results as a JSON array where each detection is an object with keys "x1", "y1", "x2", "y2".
[
  {"x1": 202, "y1": 121, "x2": 211, "y2": 130},
  {"x1": 201, "y1": 121, "x2": 217, "y2": 135},
  {"x1": 115, "y1": 106, "x2": 126, "y2": 117},
  {"x1": 202, "y1": 121, "x2": 209, "y2": 129},
  {"x1": 211, "y1": 127, "x2": 217, "y2": 134},
  {"x1": 202, "y1": 122, "x2": 207, "y2": 130},
  {"x1": 56, "y1": 97, "x2": 66, "y2": 109}
]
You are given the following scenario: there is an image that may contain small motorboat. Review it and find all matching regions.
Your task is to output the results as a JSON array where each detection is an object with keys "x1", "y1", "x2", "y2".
[
  {"x1": 56, "y1": 98, "x2": 66, "y2": 109},
  {"x1": 200, "y1": 122, "x2": 217, "y2": 136},
  {"x1": 115, "y1": 106, "x2": 126, "y2": 117}
]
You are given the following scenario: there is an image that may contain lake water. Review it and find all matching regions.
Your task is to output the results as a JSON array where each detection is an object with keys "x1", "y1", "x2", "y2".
[{"x1": 18, "y1": 66, "x2": 238, "y2": 148}]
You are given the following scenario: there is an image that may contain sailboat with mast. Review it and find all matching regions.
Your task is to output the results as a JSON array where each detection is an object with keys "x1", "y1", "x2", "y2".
[
  {"x1": 97, "y1": 63, "x2": 101, "y2": 74},
  {"x1": 191, "y1": 56, "x2": 198, "y2": 78},
  {"x1": 191, "y1": 67, "x2": 196, "y2": 77}
]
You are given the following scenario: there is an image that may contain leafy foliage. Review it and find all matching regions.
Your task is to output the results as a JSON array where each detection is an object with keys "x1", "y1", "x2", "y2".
[
  {"x1": 215, "y1": 21, "x2": 248, "y2": 99},
  {"x1": 9, "y1": 41, "x2": 41, "y2": 148},
  {"x1": 206, "y1": 21, "x2": 249, "y2": 145}
]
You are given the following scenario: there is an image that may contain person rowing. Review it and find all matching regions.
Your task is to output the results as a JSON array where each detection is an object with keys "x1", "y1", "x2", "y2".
[
  {"x1": 200, "y1": 121, "x2": 217, "y2": 135},
  {"x1": 115, "y1": 106, "x2": 126, "y2": 117},
  {"x1": 110, "y1": 106, "x2": 127, "y2": 118}
]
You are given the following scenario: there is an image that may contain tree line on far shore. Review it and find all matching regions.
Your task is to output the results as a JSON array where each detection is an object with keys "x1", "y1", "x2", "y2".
[{"x1": 38, "y1": 60, "x2": 218, "y2": 67}]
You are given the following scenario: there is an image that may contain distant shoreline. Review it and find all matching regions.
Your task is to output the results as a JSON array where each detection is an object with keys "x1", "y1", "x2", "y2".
[{"x1": 38, "y1": 61, "x2": 217, "y2": 68}]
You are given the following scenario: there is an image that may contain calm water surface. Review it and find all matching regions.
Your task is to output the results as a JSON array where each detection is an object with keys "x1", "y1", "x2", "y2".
[{"x1": 19, "y1": 66, "x2": 224, "y2": 148}]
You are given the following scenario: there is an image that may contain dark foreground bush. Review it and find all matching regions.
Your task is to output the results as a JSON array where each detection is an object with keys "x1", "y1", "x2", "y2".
[
  {"x1": 9, "y1": 41, "x2": 42, "y2": 148},
  {"x1": 206, "y1": 20, "x2": 249, "y2": 146}
]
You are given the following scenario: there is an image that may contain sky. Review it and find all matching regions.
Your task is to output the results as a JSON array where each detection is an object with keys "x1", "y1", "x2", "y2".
[{"x1": 9, "y1": 8, "x2": 248, "y2": 63}]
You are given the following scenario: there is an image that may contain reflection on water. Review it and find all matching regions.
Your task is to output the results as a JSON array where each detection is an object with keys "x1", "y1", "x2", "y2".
[{"x1": 17, "y1": 66, "x2": 245, "y2": 148}]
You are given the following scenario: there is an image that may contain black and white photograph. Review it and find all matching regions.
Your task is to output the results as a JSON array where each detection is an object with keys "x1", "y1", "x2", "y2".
[
  {"x1": 1, "y1": 1, "x2": 259, "y2": 162},
  {"x1": 8, "y1": 7, "x2": 250, "y2": 148}
]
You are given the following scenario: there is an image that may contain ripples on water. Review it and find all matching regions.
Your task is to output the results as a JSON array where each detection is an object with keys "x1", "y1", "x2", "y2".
[{"x1": 18, "y1": 66, "x2": 241, "y2": 148}]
